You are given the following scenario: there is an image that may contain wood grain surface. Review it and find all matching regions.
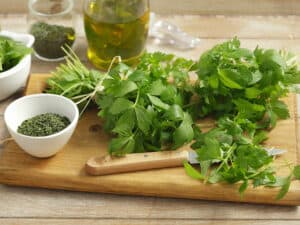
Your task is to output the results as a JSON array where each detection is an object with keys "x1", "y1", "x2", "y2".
[
  {"x1": 0, "y1": 74, "x2": 299, "y2": 206},
  {"x1": 1, "y1": 12, "x2": 300, "y2": 225},
  {"x1": 1, "y1": 219, "x2": 300, "y2": 225}
]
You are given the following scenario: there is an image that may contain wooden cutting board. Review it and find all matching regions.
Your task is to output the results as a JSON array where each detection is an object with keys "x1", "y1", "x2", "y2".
[{"x1": 0, "y1": 74, "x2": 300, "y2": 205}]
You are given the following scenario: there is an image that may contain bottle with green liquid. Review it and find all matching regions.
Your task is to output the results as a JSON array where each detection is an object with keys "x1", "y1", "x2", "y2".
[{"x1": 83, "y1": 0, "x2": 150, "y2": 70}]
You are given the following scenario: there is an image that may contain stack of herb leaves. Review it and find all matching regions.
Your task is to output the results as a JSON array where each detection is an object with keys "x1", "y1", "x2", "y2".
[{"x1": 46, "y1": 38, "x2": 300, "y2": 199}]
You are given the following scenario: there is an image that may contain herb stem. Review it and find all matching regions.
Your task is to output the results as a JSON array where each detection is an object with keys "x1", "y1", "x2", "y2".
[
  {"x1": 216, "y1": 144, "x2": 236, "y2": 173},
  {"x1": 76, "y1": 56, "x2": 122, "y2": 115},
  {"x1": 133, "y1": 91, "x2": 140, "y2": 107}
]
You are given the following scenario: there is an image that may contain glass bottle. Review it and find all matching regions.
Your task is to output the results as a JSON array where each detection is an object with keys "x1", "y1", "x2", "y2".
[
  {"x1": 83, "y1": 0, "x2": 150, "y2": 70},
  {"x1": 28, "y1": 0, "x2": 76, "y2": 61}
]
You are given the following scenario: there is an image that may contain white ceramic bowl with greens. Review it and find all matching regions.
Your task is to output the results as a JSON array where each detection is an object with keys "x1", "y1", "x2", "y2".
[
  {"x1": 4, "y1": 94, "x2": 79, "y2": 158},
  {"x1": 0, "y1": 31, "x2": 34, "y2": 101}
]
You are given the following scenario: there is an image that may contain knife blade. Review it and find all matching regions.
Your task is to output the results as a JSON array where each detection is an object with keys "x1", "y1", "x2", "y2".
[{"x1": 86, "y1": 147, "x2": 286, "y2": 176}]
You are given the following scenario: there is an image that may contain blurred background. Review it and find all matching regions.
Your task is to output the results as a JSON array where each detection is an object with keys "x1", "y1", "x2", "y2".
[{"x1": 1, "y1": 0, "x2": 299, "y2": 15}]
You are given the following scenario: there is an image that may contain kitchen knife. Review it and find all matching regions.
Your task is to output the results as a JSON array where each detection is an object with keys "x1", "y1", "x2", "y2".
[{"x1": 86, "y1": 148, "x2": 286, "y2": 176}]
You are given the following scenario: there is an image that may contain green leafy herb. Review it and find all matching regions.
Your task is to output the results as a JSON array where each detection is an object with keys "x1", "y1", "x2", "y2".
[
  {"x1": 96, "y1": 54, "x2": 195, "y2": 155},
  {"x1": 187, "y1": 38, "x2": 300, "y2": 199},
  {"x1": 46, "y1": 38, "x2": 300, "y2": 199},
  {"x1": 0, "y1": 36, "x2": 32, "y2": 72}
]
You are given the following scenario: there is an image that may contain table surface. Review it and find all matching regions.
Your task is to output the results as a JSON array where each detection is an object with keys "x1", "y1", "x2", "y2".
[{"x1": 1, "y1": 13, "x2": 300, "y2": 225}]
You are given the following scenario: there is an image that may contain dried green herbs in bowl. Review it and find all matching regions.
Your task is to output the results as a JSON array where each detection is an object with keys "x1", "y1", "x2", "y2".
[
  {"x1": 4, "y1": 94, "x2": 79, "y2": 158},
  {"x1": 30, "y1": 22, "x2": 76, "y2": 61},
  {"x1": 17, "y1": 113, "x2": 71, "y2": 137}
]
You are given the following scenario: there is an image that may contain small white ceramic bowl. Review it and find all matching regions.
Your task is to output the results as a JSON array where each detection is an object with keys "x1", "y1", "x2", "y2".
[
  {"x1": 4, "y1": 94, "x2": 79, "y2": 158},
  {"x1": 0, "y1": 31, "x2": 34, "y2": 101}
]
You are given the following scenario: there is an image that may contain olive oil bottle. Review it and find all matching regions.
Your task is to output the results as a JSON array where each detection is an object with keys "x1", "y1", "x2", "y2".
[{"x1": 83, "y1": 0, "x2": 150, "y2": 70}]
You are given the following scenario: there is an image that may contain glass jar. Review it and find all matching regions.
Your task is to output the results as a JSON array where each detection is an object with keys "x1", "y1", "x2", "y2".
[
  {"x1": 28, "y1": 0, "x2": 76, "y2": 61},
  {"x1": 83, "y1": 0, "x2": 150, "y2": 70}
]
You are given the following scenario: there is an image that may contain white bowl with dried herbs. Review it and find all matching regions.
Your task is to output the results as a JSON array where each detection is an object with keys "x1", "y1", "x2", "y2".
[
  {"x1": 4, "y1": 94, "x2": 79, "y2": 158},
  {"x1": 0, "y1": 30, "x2": 34, "y2": 101}
]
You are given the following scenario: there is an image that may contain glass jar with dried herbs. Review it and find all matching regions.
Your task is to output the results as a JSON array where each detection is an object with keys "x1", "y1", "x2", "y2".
[{"x1": 28, "y1": 0, "x2": 76, "y2": 61}]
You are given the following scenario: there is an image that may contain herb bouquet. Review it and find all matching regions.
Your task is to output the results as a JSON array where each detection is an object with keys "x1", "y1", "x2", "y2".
[{"x1": 47, "y1": 38, "x2": 300, "y2": 199}]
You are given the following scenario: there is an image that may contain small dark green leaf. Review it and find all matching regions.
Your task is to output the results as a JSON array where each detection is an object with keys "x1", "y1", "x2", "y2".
[
  {"x1": 135, "y1": 106, "x2": 152, "y2": 135},
  {"x1": 109, "y1": 98, "x2": 134, "y2": 115},
  {"x1": 148, "y1": 94, "x2": 170, "y2": 110},
  {"x1": 123, "y1": 138, "x2": 136, "y2": 154},
  {"x1": 164, "y1": 104, "x2": 184, "y2": 121},
  {"x1": 197, "y1": 137, "x2": 221, "y2": 161},
  {"x1": 173, "y1": 113, "x2": 194, "y2": 148},
  {"x1": 253, "y1": 131, "x2": 268, "y2": 145},
  {"x1": 208, "y1": 75, "x2": 219, "y2": 89},
  {"x1": 276, "y1": 176, "x2": 291, "y2": 200},
  {"x1": 245, "y1": 87, "x2": 262, "y2": 99},
  {"x1": 112, "y1": 109, "x2": 135, "y2": 136},
  {"x1": 149, "y1": 80, "x2": 166, "y2": 96},
  {"x1": 271, "y1": 100, "x2": 289, "y2": 119},
  {"x1": 218, "y1": 68, "x2": 244, "y2": 89},
  {"x1": 112, "y1": 80, "x2": 138, "y2": 97},
  {"x1": 128, "y1": 70, "x2": 145, "y2": 81},
  {"x1": 109, "y1": 136, "x2": 135, "y2": 156},
  {"x1": 239, "y1": 180, "x2": 248, "y2": 197}
]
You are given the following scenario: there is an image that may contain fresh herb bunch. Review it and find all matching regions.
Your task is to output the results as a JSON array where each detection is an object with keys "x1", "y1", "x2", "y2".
[
  {"x1": 194, "y1": 37, "x2": 300, "y2": 128},
  {"x1": 184, "y1": 38, "x2": 300, "y2": 199},
  {"x1": 0, "y1": 36, "x2": 32, "y2": 72},
  {"x1": 185, "y1": 117, "x2": 277, "y2": 197},
  {"x1": 47, "y1": 49, "x2": 104, "y2": 115},
  {"x1": 46, "y1": 38, "x2": 300, "y2": 199},
  {"x1": 96, "y1": 53, "x2": 195, "y2": 155}
]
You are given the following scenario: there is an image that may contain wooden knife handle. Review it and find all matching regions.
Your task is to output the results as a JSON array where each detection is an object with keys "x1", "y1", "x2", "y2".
[{"x1": 86, "y1": 150, "x2": 188, "y2": 176}]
